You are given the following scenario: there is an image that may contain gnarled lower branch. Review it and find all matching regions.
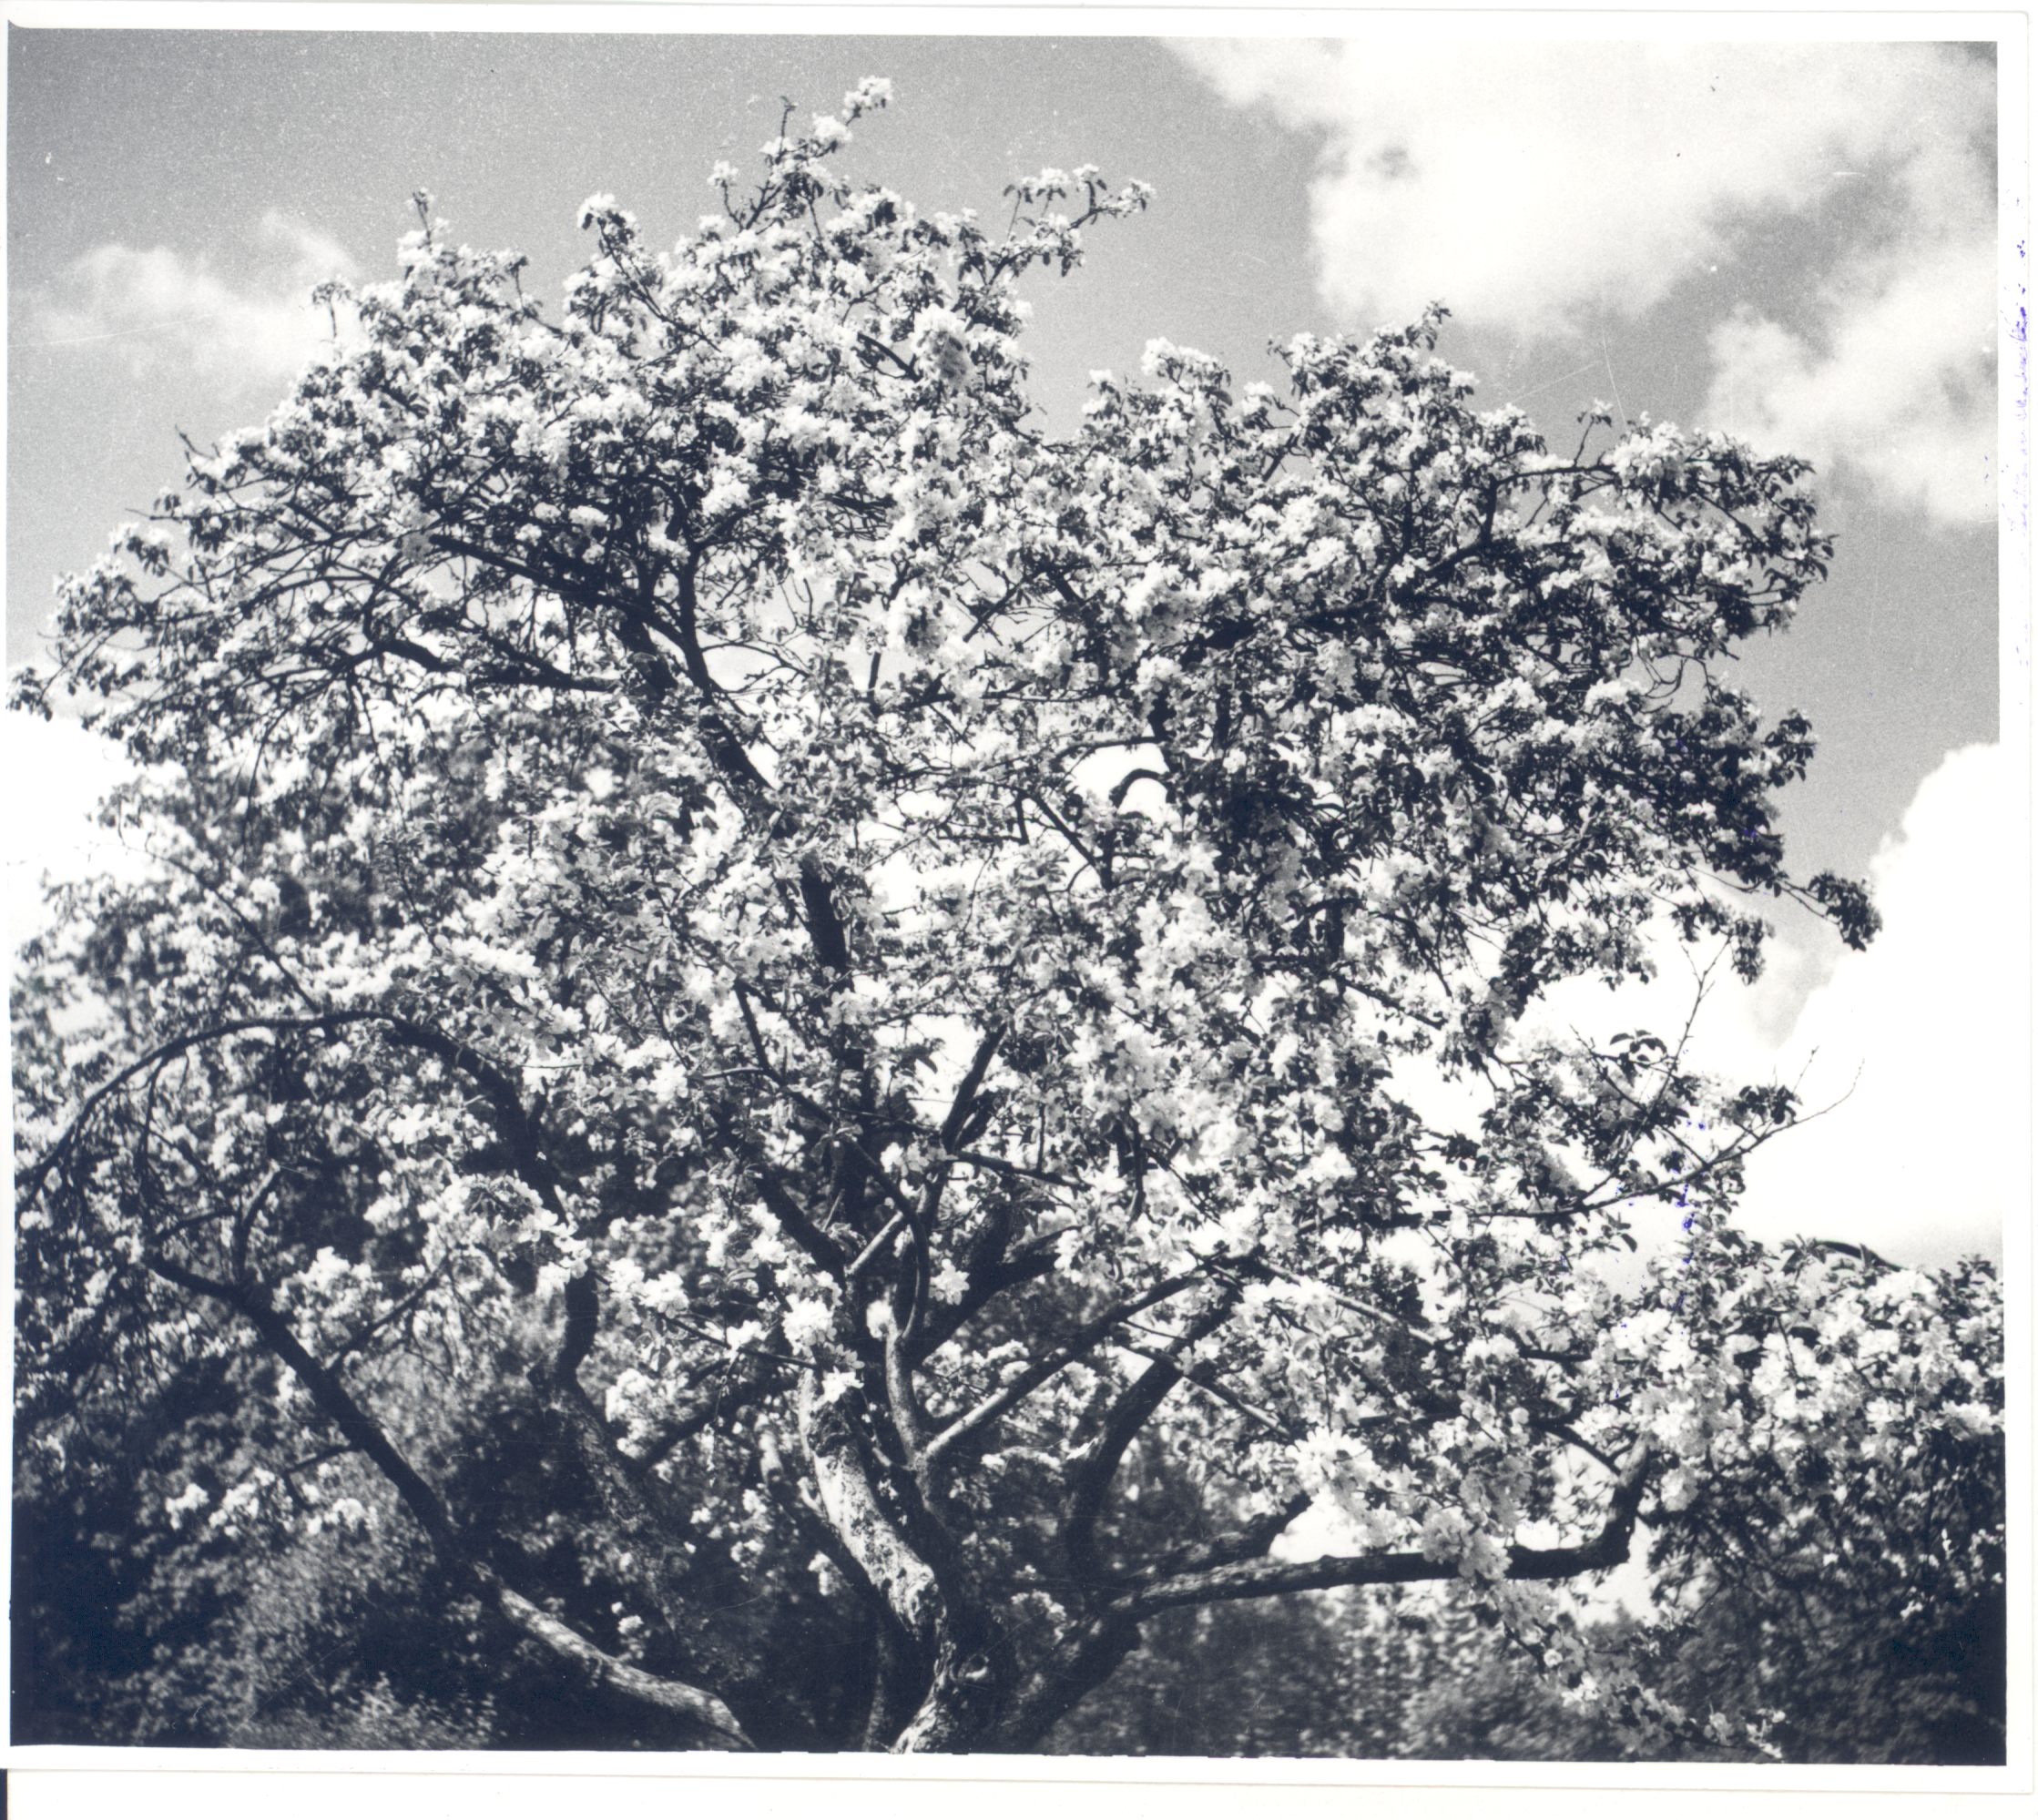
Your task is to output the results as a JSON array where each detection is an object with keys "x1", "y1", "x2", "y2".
[
  {"x1": 1108, "y1": 1449, "x2": 1652, "y2": 1620},
  {"x1": 491, "y1": 1582, "x2": 750, "y2": 1745},
  {"x1": 1131, "y1": 1490, "x2": 1314, "y2": 1585},
  {"x1": 141, "y1": 1251, "x2": 755, "y2": 1750}
]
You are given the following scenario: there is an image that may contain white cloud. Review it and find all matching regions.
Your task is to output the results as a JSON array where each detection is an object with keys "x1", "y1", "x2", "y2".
[
  {"x1": 1522, "y1": 745, "x2": 2021, "y2": 1266},
  {"x1": 1703, "y1": 232, "x2": 1995, "y2": 526},
  {"x1": 1176, "y1": 39, "x2": 1986, "y2": 336},
  {"x1": 1728, "y1": 743, "x2": 2023, "y2": 1265},
  {"x1": 21, "y1": 211, "x2": 360, "y2": 386},
  {"x1": 5, "y1": 711, "x2": 152, "y2": 955},
  {"x1": 1176, "y1": 38, "x2": 1996, "y2": 527}
]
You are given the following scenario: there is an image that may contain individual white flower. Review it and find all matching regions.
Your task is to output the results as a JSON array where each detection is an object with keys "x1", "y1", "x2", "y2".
[{"x1": 782, "y1": 1296, "x2": 833, "y2": 1349}]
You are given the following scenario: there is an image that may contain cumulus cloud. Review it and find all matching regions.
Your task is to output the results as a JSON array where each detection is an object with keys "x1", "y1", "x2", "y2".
[
  {"x1": 1728, "y1": 743, "x2": 2022, "y2": 1265},
  {"x1": 1703, "y1": 234, "x2": 1995, "y2": 525},
  {"x1": 1175, "y1": 38, "x2": 1996, "y2": 526},
  {"x1": 1523, "y1": 745, "x2": 2020, "y2": 1266},
  {"x1": 1175, "y1": 39, "x2": 1986, "y2": 335},
  {"x1": 4, "y1": 711, "x2": 153, "y2": 954},
  {"x1": 20, "y1": 210, "x2": 360, "y2": 386}
]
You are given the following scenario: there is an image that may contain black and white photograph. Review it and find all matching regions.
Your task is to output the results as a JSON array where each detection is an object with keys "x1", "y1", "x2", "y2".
[{"x1": 3, "y1": 6, "x2": 2025, "y2": 1803}]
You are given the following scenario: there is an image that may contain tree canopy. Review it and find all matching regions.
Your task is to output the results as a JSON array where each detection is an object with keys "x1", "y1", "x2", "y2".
[{"x1": 12, "y1": 83, "x2": 2002, "y2": 1755}]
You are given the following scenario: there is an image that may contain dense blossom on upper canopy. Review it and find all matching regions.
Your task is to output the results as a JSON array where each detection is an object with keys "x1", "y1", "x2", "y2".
[{"x1": 13, "y1": 83, "x2": 1994, "y2": 1756}]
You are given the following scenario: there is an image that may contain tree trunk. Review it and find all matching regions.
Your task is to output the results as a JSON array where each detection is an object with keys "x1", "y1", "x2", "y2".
[{"x1": 888, "y1": 1619, "x2": 1016, "y2": 1753}]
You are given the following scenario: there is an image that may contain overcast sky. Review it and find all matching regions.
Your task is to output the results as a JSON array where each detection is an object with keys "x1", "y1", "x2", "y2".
[{"x1": 4, "y1": 17, "x2": 2023, "y2": 1265}]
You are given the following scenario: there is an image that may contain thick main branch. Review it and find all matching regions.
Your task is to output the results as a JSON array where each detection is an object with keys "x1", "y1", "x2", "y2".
[
  {"x1": 1110, "y1": 1451, "x2": 1652, "y2": 1620},
  {"x1": 142, "y1": 1251, "x2": 754, "y2": 1748}
]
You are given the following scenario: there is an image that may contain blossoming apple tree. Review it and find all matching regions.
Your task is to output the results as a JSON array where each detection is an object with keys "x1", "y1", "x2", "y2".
[{"x1": 13, "y1": 84, "x2": 2002, "y2": 1753}]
